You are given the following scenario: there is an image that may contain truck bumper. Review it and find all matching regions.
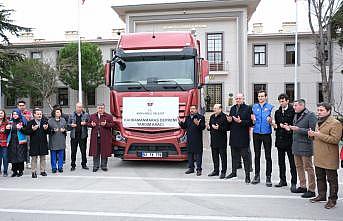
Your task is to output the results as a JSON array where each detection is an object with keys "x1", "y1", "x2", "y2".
[{"x1": 113, "y1": 142, "x2": 188, "y2": 161}]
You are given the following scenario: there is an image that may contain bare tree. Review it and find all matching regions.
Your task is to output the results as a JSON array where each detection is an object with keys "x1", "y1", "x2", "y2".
[{"x1": 308, "y1": 0, "x2": 342, "y2": 104}]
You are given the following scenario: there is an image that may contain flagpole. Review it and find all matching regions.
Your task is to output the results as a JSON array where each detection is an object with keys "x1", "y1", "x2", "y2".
[
  {"x1": 294, "y1": 0, "x2": 298, "y2": 100},
  {"x1": 77, "y1": 0, "x2": 82, "y2": 103}
]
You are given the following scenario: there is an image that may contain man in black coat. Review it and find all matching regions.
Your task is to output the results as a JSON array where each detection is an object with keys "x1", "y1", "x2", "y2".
[
  {"x1": 179, "y1": 105, "x2": 206, "y2": 176},
  {"x1": 272, "y1": 93, "x2": 297, "y2": 192},
  {"x1": 208, "y1": 104, "x2": 229, "y2": 179},
  {"x1": 225, "y1": 93, "x2": 253, "y2": 183},
  {"x1": 24, "y1": 108, "x2": 49, "y2": 178}
]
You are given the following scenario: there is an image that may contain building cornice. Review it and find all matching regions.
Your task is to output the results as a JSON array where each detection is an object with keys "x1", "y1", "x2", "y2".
[
  {"x1": 7, "y1": 39, "x2": 118, "y2": 49},
  {"x1": 112, "y1": 0, "x2": 260, "y2": 21}
]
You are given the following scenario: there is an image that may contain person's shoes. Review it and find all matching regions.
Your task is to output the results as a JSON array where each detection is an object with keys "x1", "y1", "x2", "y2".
[
  {"x1": 11, "y1": 172, "x2": 17, "y2": 177},
  {"x1": 293, "y1": 187, "x2": 307, "y2": 193},
  {"x1": 310, "y1": 195, "x2": 326, "y2": 203},
  {"x1": 274, "y1": 181, "x2": 287, "y2": 188},
  {"x1": 245, "y1": 175, "x2": 251, "y2": 184},
  {"x1": 71, "y1": 166, "x2": 76, "y2": 171},
  {"x1": 266, "y1": 177, "x2": 272, "y2": 187},
  {"x1": 3, "y1": 172, "x2": 8, "y2": 177},
  {"x1": 208, "y1": 171, "x2": 219, "y2": 177},
  {"x1": 17, "y1": 171, "x2": 23, "y2": 177},
  {"x1": 93, "y1": 168, "x2": 98, "y2": 172},
  {"x1": 185, "y1": 169, "x2": 195, "y2": 174},
  {"x1": 324, "y1": 200, "x2": 336, "y2": 209},
  {"x1": 301, "y1": 191, "x2": 315, "y2": 198},
  {"x1": 196, "y1": 170, "x2": 202, "y2": 176},
  {"x1": 101, "y1": 168, "x2": 108, "y2": 172},
  {"x1": 58, "y1": 168, "x2": 63, "y2": 173},
  {"x1": 82, "y1": 165, "x2": 89, "y2": 170},
  {"x1": 290, "y1": 184, "x2": 297, "y2": 193},
  {"x1": 52, "y1": 169, "x2": 57, "y2": 174},
  {"x1": 32, "y1": 172, "x2": 37, "y2": 178},
  {"x1": 225, "y1": 173, "x2": 237, "y2": 179},
  {"x1": 251, "y1": 175, "x2": 260, "y2": 184},
  {"x1": 40, "y1": 172, "x2": 47, "y2": 177},
  {"x1": 219, "y1": 173, "x2": 226, "y2": 179}
]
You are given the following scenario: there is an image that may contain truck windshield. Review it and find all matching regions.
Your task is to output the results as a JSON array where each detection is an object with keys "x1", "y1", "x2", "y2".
[{"x1": 113, "y1": 56, "x2": 195, "y2": 91}]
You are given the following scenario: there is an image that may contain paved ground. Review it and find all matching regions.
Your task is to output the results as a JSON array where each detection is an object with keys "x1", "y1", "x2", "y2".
[{"x1": 0, "y1": 131, "x2": 343, "y2": 221}]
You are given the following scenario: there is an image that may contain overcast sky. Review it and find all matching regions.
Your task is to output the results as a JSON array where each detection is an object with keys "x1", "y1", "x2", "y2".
[{"x1": 1, "y1": 0, "x2": 310, "y2": 42}]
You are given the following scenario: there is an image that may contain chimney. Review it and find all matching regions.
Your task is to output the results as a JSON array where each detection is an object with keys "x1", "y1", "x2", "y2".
[
  {"x1": 64, "y1": 30, "x2": 79, "y2": 40},
  {"x1": 252, "y1": 23, "x2": 263, "y2": 34},
  {"x1": 281, "y1": 22, "x2": 296, "y2": 33},
  {"x1": 112, "y1": 28, "x2": 125, "y2": 38},
  {"x1": 19, "y1": 32, "x2": 34, "y2": 41}
]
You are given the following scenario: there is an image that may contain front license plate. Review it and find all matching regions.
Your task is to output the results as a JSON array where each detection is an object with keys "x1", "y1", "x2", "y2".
[{"x1": 141, "y1": 152, "x2": 163, "y2": 158}]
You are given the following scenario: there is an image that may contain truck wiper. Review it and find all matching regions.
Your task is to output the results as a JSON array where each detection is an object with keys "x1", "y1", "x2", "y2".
[
  {"x1": 155, "y1": 80, "x2": 186, "y2": 91},
  {"x1": 115, "y1": 81, "x2": 149, "y2": 91}
]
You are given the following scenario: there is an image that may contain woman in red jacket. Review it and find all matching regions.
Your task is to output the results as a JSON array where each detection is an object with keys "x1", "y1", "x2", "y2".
[{"x1": 0, "y1": 109, "x2": 9, "y2": 177}]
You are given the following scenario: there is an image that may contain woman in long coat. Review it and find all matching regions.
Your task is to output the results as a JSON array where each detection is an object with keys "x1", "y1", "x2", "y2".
[
  {"x1": 6, "y1": 110, "x2": 27, "y2": 177},
  {"x1": 48, "y1": 108, "x2": 67, "y2": 173}
]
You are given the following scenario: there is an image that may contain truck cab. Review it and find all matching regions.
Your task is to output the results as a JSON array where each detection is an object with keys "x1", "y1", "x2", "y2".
[{"x1": 105, "y1": 32, "x2": 208, "y2": 161}]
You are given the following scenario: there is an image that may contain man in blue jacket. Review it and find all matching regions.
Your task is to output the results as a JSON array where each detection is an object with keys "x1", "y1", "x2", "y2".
[{"x1": 251, "y1": 90, "x2": 274, "y2": 187}]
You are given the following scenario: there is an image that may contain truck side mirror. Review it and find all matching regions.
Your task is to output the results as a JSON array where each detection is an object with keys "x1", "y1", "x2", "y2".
[
  {"x1": 105, "y1": 61, "x2": 111, "y2": 87},
  {"x1": 200, "y1": 59, "x2": 209, "y2": 85}
]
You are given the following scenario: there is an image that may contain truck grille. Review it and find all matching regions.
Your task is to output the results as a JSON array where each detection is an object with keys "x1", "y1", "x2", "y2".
[{"x1": 128, "y1": 143, "x2": 177, "y2": 155}]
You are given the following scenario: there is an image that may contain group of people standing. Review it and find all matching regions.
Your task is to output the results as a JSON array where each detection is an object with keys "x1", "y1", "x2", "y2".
[
  {"x1": 0, "y1": 101, "x2": 115, "y2": 179},
  {"x1": 180, "y1": 90, "x2": 343, "y2": 209}
]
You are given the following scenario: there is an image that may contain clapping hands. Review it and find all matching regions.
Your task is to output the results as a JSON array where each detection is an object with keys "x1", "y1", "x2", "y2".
[
  {"x1": 212, "y1": 124, "x2": 219, "y2": 130},
  {"x1": 193, "y1": 118, "x2": 201, "y2": 126},
  {"x1": 32, "y1": 124, "x2": 39, "y2": 131},
  {"x1": 232, "y1": 116, "x2": 242, "y2": 123}
]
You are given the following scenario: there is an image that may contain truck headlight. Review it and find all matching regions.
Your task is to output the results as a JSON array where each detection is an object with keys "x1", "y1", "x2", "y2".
[
  {"x1": 114, "y1": 131, "x2": 127, "y2": 143},
  {"x1": 178, "y1": 134, "x2": 187, "y2": 143}
]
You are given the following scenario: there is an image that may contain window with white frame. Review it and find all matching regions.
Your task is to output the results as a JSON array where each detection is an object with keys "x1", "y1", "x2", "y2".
[
  {"x1": 253, "y1": 44, "x2": 267, "y2": 65},
  {"x1": 207, "y1": 33, "x2": 224, "y2": 71}
]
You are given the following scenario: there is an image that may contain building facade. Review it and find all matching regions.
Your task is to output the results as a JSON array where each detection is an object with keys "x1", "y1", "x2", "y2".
[{"x1": 112, "y1": 0, "x2": 343, "y2": 113}]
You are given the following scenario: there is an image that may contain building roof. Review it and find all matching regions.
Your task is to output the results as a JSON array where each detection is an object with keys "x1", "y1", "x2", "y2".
[
  {"x1": 112, "y1": 0, "x2": 261, "y2": 21},
  {"x1": 8, "y1": 38, "x2": 118, "y2": 49}
]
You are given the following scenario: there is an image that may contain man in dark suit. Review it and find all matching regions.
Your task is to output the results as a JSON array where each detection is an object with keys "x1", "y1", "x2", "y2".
[
  {"x1": 179, "y1": 105, "x2": 206, "y2": 176},
  {"x1": 208, "y1": 104, "x2": 229, "y2": 179},
  {"x1": 272, "y1": 93, "x2": 297, "y2": 192},
  {"x1": 23, "y1": 108, "x2": 49, "y2": 178},
  {"x1": 225, "y1": 93, "x2": 253, "y2": 183}
]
